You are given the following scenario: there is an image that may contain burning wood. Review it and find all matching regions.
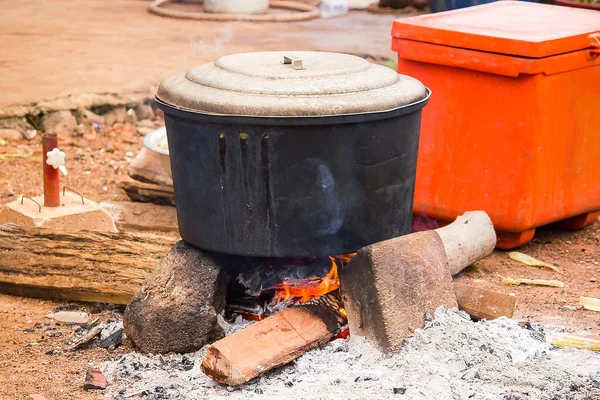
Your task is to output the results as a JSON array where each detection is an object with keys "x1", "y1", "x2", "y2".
[
  {"x1": 201, "y1": 290, "x2": 347, "y2": 386},
  {"x1": 227, "y1": 254, "x2": 353, "y2": 319}
]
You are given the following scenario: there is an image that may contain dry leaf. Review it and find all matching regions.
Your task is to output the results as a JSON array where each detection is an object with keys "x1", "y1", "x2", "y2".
[
  {"x1": 580, "y1": 296, "x2": 600, "y2": 312},
  {"x1": 502, "y1": 277, "x2": 567, "y2": 288},
  {"x1": 551, "y1": 335, "x2": 600, "y2": 351},
  {"x1": 508, "y1": 252, "x2": 560, "y2": 273}
]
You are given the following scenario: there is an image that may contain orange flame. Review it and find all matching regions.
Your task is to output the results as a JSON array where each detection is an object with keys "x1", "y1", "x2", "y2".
[{"x1": 272, "y1": 253, "x2": 355, "y2": 306}]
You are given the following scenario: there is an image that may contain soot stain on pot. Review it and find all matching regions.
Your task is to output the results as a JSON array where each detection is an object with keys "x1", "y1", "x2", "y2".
[
  {"x1": 239, "y1": 132, "x2": 254, "y2": 249},
  {"x1": 303, "y1": 158, "x2": 344, "y2": 238},
  {"x1": 261, "y1": 133, "x2": 274, "y2": 253},
  {"x1": 218, "y1": 132, "x2": 231, "y2": 251}
]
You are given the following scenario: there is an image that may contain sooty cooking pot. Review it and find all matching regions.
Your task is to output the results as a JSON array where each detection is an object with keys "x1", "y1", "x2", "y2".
[{"x1": 156, "y1": 51, "x2": 430, "y2": 257}]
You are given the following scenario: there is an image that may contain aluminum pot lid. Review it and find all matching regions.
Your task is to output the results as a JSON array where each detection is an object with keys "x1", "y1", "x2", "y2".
[{"x1": 156, "y1": 51, "x2": 427, "y2": 117}]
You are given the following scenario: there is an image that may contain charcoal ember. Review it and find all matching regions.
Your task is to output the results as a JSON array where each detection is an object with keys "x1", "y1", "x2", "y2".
[
  {"x1": 99, "y1": 321, "x2": 124, "y2": 349},
  {"x1": 523, "y1": 321, "x2": 545, "y2": 342},
  {"x1": 235, "y1": 256, "x2": 333, "y2": 297},
  {"x1": 225, "y1": 297, "x2": 265, "y2": 318},
  {"x1": 56, "y1": 303, "x2": 79, "y2": 312},
  {"x1": 68, "y1": 324, "x2": 103, "y2": 351},
  {"x1": 124, "y1": 241, "x2": 229, "y2": 354},
  {"x1": 227, "y1": 255, "x2": 341, "y2": 318},
  {"x1": 180, "y1": 355, "x2": 195, "y2": 371}
]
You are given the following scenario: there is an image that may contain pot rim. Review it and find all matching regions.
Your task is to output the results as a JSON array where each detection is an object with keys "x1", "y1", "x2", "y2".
[{"x1": 156, "y1": 88, "x2": 431, "y2": 127}]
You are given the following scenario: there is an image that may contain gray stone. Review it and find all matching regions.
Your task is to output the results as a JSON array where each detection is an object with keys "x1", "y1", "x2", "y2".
[
  {"x1": 135, "y1": 103, "x2": 155, "y2": 121},
  {"x1": 41, "y1": 111, "x2": 78, "y2": 135},
  {"x1": 0, "y1": 129, "x2": 22, "y2": 141},
  {"x1": 125, "y1": 109, "x2": 138, "y2": 125},
  {"x1": 75, "y1": 123, "x2": 86, "y2": 134},
  {"x1": 0, "y1": 116, "x2": 32, "y2": 133},
  {"x1": 77, "y1": 109, "x2": 104, "y2": 126},
  {"x1": 137, "y1": 119, "x2": 155, "y2": 128},
  {"x1": 103, "y1": 107, "x2": 127, "y2": 126},
  {"x1": 137, "y1": 127, "x2": 153, "y2": 135},
  {"x1": 124, "y1": 241, "x2": 228, "y2": 354},
  {"x1": 24, "y1": 129, "x2": 38, "y2": 140}
]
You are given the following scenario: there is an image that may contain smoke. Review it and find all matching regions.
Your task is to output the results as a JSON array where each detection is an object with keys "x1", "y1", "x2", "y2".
[{"x1": 187, "y1": 23, "x2": 236, "y2": 62}]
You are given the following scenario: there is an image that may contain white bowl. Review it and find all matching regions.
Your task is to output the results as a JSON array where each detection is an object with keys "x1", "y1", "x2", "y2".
[{"x1": 142, "y1": 127, "x2": 172, "y2": 179}]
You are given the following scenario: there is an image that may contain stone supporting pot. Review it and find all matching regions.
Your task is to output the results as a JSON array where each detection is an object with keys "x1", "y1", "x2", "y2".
[{"x1": 124, "y1": 241, "x2": 229, "y2": 354}]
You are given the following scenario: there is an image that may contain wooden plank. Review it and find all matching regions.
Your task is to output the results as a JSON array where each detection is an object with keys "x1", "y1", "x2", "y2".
[
  {"x1": 0, "y1": 223, "x2": 175, "y2": 304},
  {"x1": 120, "y1": 179, "x2": 175, "y2": 206},
  {"x1": 454, "y1": 283, "x2": 517, "y2": 320},
  {"x1": 201, "y1": 291, "x2": 346, "y2": 386},
  {"x1": 99, "y1": 201, "x2": 178, "y2": 233}
]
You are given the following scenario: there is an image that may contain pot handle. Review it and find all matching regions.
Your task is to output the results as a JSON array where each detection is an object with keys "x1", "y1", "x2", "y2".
[{"x1": 590, "y1": 33, "x2": 600, "y2": 60}]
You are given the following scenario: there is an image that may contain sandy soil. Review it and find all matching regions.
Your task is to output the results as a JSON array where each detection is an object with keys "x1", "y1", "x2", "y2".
[
  {"x1": 0, "y1": 295, "x2": 129, "y2": 400},
  {"x1": 0, "y1": 0, "x2": 420, "y2": 108},
  {"x1": 456, "y1": 224, "x2": 600, "y2": 336}
]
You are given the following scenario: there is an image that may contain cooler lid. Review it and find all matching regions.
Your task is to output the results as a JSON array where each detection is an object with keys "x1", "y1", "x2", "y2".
[
  {"x1": 156, "y1": 51, "x2": 427, "y2": 117},
  {"x1": 392, "y1": 1, "x2": 600, "y2": 59}
]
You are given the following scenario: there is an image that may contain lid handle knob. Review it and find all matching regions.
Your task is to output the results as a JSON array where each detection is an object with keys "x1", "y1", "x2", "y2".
[{"x1": 282, "y1": 55, "x2": 304, "y2": 70}]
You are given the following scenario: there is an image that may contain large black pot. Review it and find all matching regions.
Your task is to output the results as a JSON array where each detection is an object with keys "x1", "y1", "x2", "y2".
[{"x1": 156, "y1": 51, "x2": 430, "y2": 257}]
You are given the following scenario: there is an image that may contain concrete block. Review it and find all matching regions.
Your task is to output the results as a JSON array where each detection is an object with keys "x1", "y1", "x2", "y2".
[
  {"x1": 0, "y1": 191, "x2": 117, "y2": 232},
  {"x1": 340, "y1": 230, "x2": 457, "y2": 354}
]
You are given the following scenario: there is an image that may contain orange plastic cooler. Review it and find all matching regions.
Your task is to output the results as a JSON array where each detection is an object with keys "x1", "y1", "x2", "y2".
[{"x1": 393, "y1": 1, "x2": 600, "y2": 248}]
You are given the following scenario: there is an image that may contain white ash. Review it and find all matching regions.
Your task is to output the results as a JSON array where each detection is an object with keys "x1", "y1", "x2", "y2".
[{"x1": 101, "y1": 307, "x2": 600, "y2": 400}]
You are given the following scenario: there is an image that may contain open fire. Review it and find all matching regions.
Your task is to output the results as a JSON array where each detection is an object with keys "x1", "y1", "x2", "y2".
[
  {"x1": 272, "y1": 254, "x2": 354, "y2": 306},
  {"x1": 225, "y1": 253, "x2": 355, "y2": 320}
]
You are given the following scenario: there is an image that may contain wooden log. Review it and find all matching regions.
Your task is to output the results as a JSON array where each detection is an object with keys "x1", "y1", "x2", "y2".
[
  {"x1": 0, "y1": 223, "x2": 175, "y2": 304},
  {"x1": 454, "y1": 283, "x2": 517, "y2": 320},
  {"x1": 120, "y1": 180, "x2": 175, "y2": 206},
  {"x1": 201, "y1": 290, "x2": 346, "y2": 386},
  {"x1": 434, "y1": 211, "x2": 497, "y2": 276},
  {"x1": 99, "y1": 201, "x2": 178, "y2": 234}
]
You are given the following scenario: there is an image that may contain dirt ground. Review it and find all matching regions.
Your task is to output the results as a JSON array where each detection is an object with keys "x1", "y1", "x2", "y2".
[
  {"x1": 0, "y1": 0, "x2": 418, "y2": 109},
  {"x1": 0, "y1": 295, "x2": 130, "y2": 400},
  {"x1": 0, "y1": 1, "x2": 599, "y2": 399},
  {"x1": 0, "y1": 117, "x2": 598, "y2": 400}
]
